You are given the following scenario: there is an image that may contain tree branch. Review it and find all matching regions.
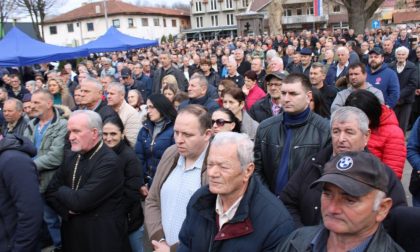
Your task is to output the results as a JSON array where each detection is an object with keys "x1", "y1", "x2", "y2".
[{"x1": 365, "y1": 0, "x2": 385, "y2": 18}]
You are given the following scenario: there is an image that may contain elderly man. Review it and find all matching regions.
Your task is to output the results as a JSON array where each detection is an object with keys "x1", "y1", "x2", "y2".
[
  {"x1": 145, "y1": 105, "x2": 212, "y2": 251},
  {"x1": 0, "y1": 87, "x2": 8, "y2": 125},
  {"x1": 100, "y1": 57, "x2": 116, "y2": 77},
  {"x1": 177, "y1": 132, "x2": 294, "y2": 251},
  {"x1": 281, "y1": 106, "x2": 407, "y2": 228},
  {"x1": 225, "y1": 58, "x2": 245, "y2": 88},
  {"x1": 80, "y1": 77, "x2": 118, "y2": 122},
  {"x1": 366, "y1": 47, "x2": 400, "y2": 108},
  {"x1": 107, "y1": 82, "x2": 142, "y2": 147},
  {"x1": 390, "y1": 46, "x2": 418, "y2": 134},
  {"x1": 153, "y1": 52, "x2": 187, "y2": 93},
  {"x1": 234, "y1": 49, "x2": 251, "y2": 76},
  {"x1": 0, "y1": 134, "x2": 43, "y2": 252},
  {"x1": 269, "y1": 57, "x2": 286, "y2": 74},
  {"x1": 46, "y1": 110, "x2": 126, "y2": 252},
  {"x1": 1, "y1": 98, "x2": 27, "y2": 136},
  {"x1": 331, "y1": 63, "x2": 384, "y2": 112},
  {"x1": 325, "y1": 47, "x2": 350, "y2": 87},
  {"x1": 251, "y1": 57, "x2": 266, "y2": 90},
  {"x1": 254, "y1": 73, "x2": 331, "y2": 196},
  {"x1": 7, "y1": 74, "x2": 30, "y2": 101},
  {"x1": 178, "y1": 74, "x2": 219, "y2": 113},
  {"x1": 277, "y1": 151, "x2": 404, "y2": 251},
  {"x1": 249, "y1": 72, "x2": 285, "y2": 123},
  {"x1": 309, "y1": 63, "x2": 338, "y2": 109},
  {"x1": 24, "y1": 89, "x2": 68, "y2": 251}
]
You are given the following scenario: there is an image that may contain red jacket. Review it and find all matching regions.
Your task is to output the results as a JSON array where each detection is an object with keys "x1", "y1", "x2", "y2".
[
  {"x1": 245, "y1": 84, "x2": 266, "y2": 111},
  {"x1": 368, "y1": 105, "x2": 406, "y2": 179}
]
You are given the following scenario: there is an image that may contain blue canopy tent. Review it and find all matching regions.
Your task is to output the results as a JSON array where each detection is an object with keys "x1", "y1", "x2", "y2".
[
  {"x1": 79, "y1": 27, "x2": 159, "y2": 53},
  {"x1": 0, "y1": 27, "x2": 88, "y2": 67}
]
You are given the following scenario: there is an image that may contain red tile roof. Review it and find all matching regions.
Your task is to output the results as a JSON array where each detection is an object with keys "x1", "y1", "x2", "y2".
[
  {"x1": 45, "y1": 0, "x2": 189, "y2": 24},
  {"x1": 393, "y1": 10, "x2": 420, "y2": 23}
]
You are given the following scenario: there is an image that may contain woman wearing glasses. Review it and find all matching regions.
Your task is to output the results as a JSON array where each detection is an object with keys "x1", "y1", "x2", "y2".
[
  {"x1": 211, "y1": 108, "x2": 241, "y2": 135},
  {"x1": 223, "y1": 87, "x2": 259, "y2": 140},
  {"x1": 135, "y1": 94, "x2": 177, "y2": 188}
]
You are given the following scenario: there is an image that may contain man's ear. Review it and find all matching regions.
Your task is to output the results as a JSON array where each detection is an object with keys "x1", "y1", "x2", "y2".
[
  {"x1": 243, "y1": 163, "x2": 255, "y2": 183},
  {"x1": 375, "y1": 197, "x2": 392, "y2": 223}
]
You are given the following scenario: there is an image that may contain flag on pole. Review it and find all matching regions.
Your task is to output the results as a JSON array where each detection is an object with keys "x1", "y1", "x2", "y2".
[{"x1": 314, "y1": 0, "x2": 323, "y2": 16}]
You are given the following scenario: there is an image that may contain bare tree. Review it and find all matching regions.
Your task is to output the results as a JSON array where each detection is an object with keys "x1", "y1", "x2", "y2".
[
  {"x1": 341, "y1": 0, "x2": 385, "y2": 34},
  {"x1": 268, "y1": 0, "x2": 283, "y2": 36},
  {"x1": 0, "y1": 0, "x2": 17, "y2": 37},
  {"x1": 16, "y1": 0, "x2": 57, "y2": 41}
]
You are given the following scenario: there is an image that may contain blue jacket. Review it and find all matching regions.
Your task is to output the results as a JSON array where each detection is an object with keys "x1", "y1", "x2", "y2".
[
  {"x1": 0, "y1": 135, "x2": 43, "y2": 252},
  {"x1": 408, "y1": 117, "x2": 420, "y2": 171},
  {"x1": 131, "y1": 74, "x2": 153, "y2": 102},
  {"x1": 178, "y1": 176, "x2": 295, "y2": 252},
  {"x1": 366, "y1": 64, "x2": 400, "y2": 108},
  {"x1": 135, "y1": 118, "x2": 175, "y2": 186},
  {"x1": 325, "y1": 63, "x2": 349, "y2": 87},
  {"x1": 178, "y1": 94, "x2": 220, "y2": 113}
]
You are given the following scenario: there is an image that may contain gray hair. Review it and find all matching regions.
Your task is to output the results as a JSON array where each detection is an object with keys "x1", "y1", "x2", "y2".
[
  {"x1": 70, "y1": 110, "x2": 103, "y2": 137},
  {"x1": 25, "y1": 80, "x2": 36, "y2": 91},
  {"x1": 271, "y1": 56, "x2": 283, "y2": 65},
  {"x1": 107, "y1": 82, "x2": 126, "y2": 96},
  {"x1": 266, "y1": 49, "x2": 278, "y2": 60},
  {"x1": 190, "y1": 73, "x2": 209, "y2": 88},
  {"x1": 395, "y1": 46, "x2": 409, "y2": 56},
  {"x1": 311, "y1": 62, "x2": 328, "y2": 75},
  {"x1": 331, "y1": 107, "x2": 369, "y2": 134},
  {"x1": 84, "y1": 77, "x2": 103, "y2": 92},
  {"x1": 211, "y1": 132, "x2": 254, "y2": 171},
  {"x1": 5, "y1": 98, "x2": 23, "y2": 112},
  {"x1": 373, "y1": 190, "x2": 386, "y2": 211}
]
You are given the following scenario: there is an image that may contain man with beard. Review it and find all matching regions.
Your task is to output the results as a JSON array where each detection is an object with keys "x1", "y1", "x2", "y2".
[
  {"x1": 331, "y1": 63, "x2": 384, "y2": 112},
  {"x1": 366, "y1": 47, "x2": 400, "y2": 108}
]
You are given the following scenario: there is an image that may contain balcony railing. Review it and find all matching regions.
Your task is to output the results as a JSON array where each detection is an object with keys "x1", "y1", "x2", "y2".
[{"x1": 282, "y1": 15, "x2": 328, "y2": 24}]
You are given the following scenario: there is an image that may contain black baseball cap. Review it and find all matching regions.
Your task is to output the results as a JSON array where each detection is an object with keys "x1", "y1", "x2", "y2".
[
  {"x1": 265, "y1": 71, "x2": 286, "y2": 82},
  {"x1": 121, "y1": 67, "x2": 132, "y2": 78},
  {"x1": 311, "y1": 152, "x2": 389, "y2": 197},
  {"x1": 300, "y1": 48, "x2": 312, "y2": 56},
  {"x1": 368, "y1": 47, "x2": 384, "y2": 55}
]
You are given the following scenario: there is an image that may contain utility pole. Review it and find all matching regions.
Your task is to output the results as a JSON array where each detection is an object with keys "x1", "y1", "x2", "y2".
[{"x1": 103, "y1": 0, "x2": 109, "y2": 29}]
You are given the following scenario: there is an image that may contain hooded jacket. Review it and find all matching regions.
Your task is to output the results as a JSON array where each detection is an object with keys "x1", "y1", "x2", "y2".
[
  {"x1": 368, "y1": 105, "x2": 406, "y2": 179},
  {"x1": 0, "y1": 135, "x2": 43, "y2": 252}
]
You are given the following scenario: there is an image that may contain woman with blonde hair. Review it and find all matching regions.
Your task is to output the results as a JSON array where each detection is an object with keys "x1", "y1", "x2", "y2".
[
  {"x1": 47, "y1": 77, "x2": 75, "y2": 110},
  {"x1": 161, "y1": 74, "x2": 178, "y2": 92},
  {"x1": 162, "y1": 83, "x2": 179, "y2": 103}
]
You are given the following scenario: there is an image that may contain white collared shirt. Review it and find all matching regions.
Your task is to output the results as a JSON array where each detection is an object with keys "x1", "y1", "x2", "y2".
[{"x1": 215, "y1": 195, "x2": 243, "y2": 230}]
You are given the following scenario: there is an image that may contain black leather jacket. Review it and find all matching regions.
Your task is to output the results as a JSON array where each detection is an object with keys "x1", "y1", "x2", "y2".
[{"x1": 254, "y1": 111, "x2": 331, "y2": 193}]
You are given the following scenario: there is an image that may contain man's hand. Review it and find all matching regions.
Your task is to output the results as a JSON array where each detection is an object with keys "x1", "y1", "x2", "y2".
[
  {"x1": 151, "y1": 240, "x2": 170, "y2": 252},
  {"x1": 415, "y1": 89, "x2": 420, "y2": 96},
  {"x1": 140, "y1": 185, "x2": 149, "y2": 197}
]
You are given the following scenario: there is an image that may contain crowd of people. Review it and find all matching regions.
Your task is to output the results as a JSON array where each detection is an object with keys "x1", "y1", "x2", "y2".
[{"x1": 0, "y1": 24, "x2": 420, "y2": 252}]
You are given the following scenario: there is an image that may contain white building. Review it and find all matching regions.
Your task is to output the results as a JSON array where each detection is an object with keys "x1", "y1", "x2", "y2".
[{"x1": 43, "y1": 0, "x2": 190, "y2": 46}]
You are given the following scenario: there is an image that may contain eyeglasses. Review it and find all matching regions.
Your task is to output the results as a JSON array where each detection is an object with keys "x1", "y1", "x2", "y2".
[
  {"x1": 267, "y1": 82, "x2": 282, "y2": 87},
  {"x1": 212, "y1": 119, "x2": 233, "y2": 127}
]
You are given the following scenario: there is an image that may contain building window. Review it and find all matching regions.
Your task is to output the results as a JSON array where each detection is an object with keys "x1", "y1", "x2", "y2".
[
  {"x1": 211, "y1": 15, "x2": 218, "y2": 26},
  {"x1": 227, "y1": 13, "x2": 234, "y2": 25},
  {"x1": 87, "y1": 22, "x2": 94, "y2": 31},
  {"x1": 195, "y1": 1, "x2": 202, "y2": 12},
  {"x1": 128, "y1": 18, "x2": 134, "y2": 28},
  {"x1": 112, "y1": 19, "x2": 120, "y2": 28},
  {"x1": 153, "y1": 18, "x2": 160, "y2": 26},
  {"x1": 307, "y1": 7, "x2": 314, "y2": 15},
  {"x1": 196, "y1": 16, "x2": 203, "y2": 28},
  {"x1": 67, "y1": 23, "x2": 74, "y2": 32},
  {"x1": 163, "y1": 18, "x2": 166, "y2": 27},
  {"x1": 210, "y1": 0, "x2": 217, "y2": 10},
  {"x1": 49, "y1": 26, "x2": 57, "y2": 35},
  {"x1": 172, "y1": 19, "x2": 177, "y2": 27},
  {"x1": 242, "y1": 0, "x2": 249, "y2": 8},
  {"x1": 226, "y1": 0, "x2": 233, "y2": 9},
  {"x1": 283, "y1": 9, "x2": 292, "y2": 16},
  {"x1": 296, "y1": 8, "x2": 302, "y2": 15},
  {"x1": 333, "y1": 5, "x2": 340, "y2": 13},
  {"x1": 142, "y1": 18, "x2": 149, "y2": 26}
]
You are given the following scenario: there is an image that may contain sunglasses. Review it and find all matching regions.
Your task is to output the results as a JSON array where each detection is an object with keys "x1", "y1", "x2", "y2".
[{"x1": 212, "y1": 119, "x2": 233, "y2": 127}]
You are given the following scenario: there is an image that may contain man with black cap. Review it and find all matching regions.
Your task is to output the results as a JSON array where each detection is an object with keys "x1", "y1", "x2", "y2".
[
  {"x1": 277, "y1": 151, "x2": 404, "y2": 252},
  {"x1": 249, "y1": 71, "x2": 285, "y2": 122},
  {"x1": 299, "y1": 48, "x2": 313, "y2": 77},
  {"x1": 366, "y1": 47, "x2": 400, "y2": 108},
  {"x1": 120, "y1": 66, "x2": 152, "y2": 101}
]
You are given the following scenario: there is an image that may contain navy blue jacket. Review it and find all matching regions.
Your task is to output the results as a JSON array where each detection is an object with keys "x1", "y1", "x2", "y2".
[
  {"x1": 135, "y1": 118, "x2": 175, "y2": 186},
  {"x1": 366, "y1": 64, "x2": 400, "y2": 108},
  {"x1": 325, "y1": 63, "x2": 349, "y2": 87},
  {"x1": 178, "y1": 94, "x2": 220, "y2": 113},
  {"x1": 0, "y1": 135, "x2": 43, "y2": 252},
  {"x1": 178, "y1": 176, "x2": 295, "y2": 252},
  {"x1": 131, "y1": 74, "x2": 153, "y2": 102}
]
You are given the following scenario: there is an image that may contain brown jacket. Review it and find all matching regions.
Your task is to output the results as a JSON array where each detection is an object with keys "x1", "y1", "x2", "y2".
[{"x1": 144, "y1": 144, "x2": 209, "y2": 250}]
